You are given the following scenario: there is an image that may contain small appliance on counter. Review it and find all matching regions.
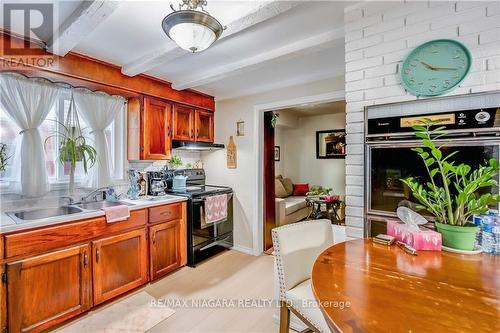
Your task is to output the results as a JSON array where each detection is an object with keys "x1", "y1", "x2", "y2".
[
  {"x1": 165, "y1": 168, "x2": 233, "y2": 266},
  {"x1": 146, "y1": 170, "x2": 168, "y2": 196}
]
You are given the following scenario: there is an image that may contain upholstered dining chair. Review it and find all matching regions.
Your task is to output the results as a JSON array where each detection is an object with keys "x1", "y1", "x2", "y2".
[{"x1": 272, "y1": 219, "x2": 334, "y2": 333}]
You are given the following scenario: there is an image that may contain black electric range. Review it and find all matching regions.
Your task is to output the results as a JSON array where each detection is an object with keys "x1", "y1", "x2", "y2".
[{"x1": 165, "y1": 169, "x2": 233, "y2": 266}]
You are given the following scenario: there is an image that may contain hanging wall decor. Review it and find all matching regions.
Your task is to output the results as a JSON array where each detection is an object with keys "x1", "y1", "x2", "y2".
[
  {"x1": 237, "y1": 120, "x2": 245, "y2": 136},
  {"x1": 227, "y1": 136, "x2": 237, "y2": 169}
]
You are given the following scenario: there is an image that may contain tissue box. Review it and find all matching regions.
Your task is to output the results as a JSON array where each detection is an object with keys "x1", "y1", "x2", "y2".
[{"x1": 386, "y1": 219, "x2": 442, "y2": 251}]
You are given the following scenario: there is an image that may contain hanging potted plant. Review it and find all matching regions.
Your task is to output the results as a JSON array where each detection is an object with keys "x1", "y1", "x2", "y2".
[
  {"x1": 401, "y1": 120, "x2": 500, "y2": 251},
  {"x1": 45, "y1": 93, "x2": 96, "y2": 196}
]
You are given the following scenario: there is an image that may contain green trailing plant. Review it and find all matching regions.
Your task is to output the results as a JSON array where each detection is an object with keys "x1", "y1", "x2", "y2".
[
  {"x1": 271, "y1": 112, "x2": 280, "y2": 128},
  {"x1": 401, "y1": 119, "x2": 500, "y2": 226},
  {"x1": 169, "y1": 155, "x2": 183, "y2": 169},
  {"x1": 0, "y1": 143, "x2": 10, "y2": 172}
]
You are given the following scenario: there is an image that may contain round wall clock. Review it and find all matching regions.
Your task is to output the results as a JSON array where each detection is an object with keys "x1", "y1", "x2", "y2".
[{"x1": 400, "y1": 39, "x2": 471, "y2": 97}]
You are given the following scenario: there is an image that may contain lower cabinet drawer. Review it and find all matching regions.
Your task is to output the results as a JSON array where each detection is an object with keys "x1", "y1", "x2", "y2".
[
  {"x1": 149, "y1": 203, "x2": 181, "y2": 224},
  {"x1": 92, "y1": 228, "x2": 148, "y2": 305},
  {"x1": 7, "y1": 244, "x2": 91, "y2": 333}
]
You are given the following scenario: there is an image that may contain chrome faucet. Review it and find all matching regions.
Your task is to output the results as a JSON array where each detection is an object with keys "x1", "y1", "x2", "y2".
[
  {"x1": 61, "y1": 196, "x2": 75, "y2": 205},
  {"x1": 81, "y1": 187, "x2": 109, "y2": 203}
]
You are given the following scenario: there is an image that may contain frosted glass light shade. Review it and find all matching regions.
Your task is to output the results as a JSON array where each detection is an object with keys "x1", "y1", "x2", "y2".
[
  {"x1": 169, "y1": 22, "x2": 216, "y2": 53},
  {"x1": 162, "y1": 10, "x2": 223, "y2": 53}
]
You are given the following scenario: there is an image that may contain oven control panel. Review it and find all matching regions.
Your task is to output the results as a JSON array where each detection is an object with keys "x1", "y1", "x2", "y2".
[{"x1": 367, "y1": 107, "x2": 499, "y2": 135}]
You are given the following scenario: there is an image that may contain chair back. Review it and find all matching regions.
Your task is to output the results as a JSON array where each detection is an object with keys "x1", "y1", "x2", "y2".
[{"x1": 272, "y1": 219, "x2": 333, "y2": 298}]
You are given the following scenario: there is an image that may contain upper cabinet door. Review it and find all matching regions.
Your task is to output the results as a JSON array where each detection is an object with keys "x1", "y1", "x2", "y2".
[
  {"x1": 195, "y1": 110, "x2": 214, "y2": 143},
  {"x1": 143, "y1": 98, "x2": 172, "y2": 160},
  {"x1": 173, "y1": 104, "x2": 195, "y2": 141},
  {"x1": 7, "y1": 244, "x2": 91, "y2": 333}
]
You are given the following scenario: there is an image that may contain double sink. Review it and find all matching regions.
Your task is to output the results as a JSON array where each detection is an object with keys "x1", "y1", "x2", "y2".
[{"x1": 7, "y1": 200, "x2": 133, "y2": 224}]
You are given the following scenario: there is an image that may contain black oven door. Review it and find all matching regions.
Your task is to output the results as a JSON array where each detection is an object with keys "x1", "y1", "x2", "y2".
[
  {"x1": 366, "y1": 138, "x2": 500, "y2": 218},
  {"x1": 189, "y1": 192, "x2": 233, "y2": 265}
]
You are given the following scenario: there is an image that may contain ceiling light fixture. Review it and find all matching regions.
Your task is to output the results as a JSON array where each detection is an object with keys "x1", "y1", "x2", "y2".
[{"x1": 162, "y1": 0, "x2": 224, "y2": 53}]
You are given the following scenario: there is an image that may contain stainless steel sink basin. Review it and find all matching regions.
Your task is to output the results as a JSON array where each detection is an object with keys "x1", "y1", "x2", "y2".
[
  {"x1": 73, "y1": 200, "x2": 133, "y2": 210},
  {"x1": 7, "y1": 206, "x2": 84, "y2": 222}
]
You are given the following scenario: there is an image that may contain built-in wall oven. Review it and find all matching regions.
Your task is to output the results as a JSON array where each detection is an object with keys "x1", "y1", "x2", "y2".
[{"x1": 365, "y1": 91, "x2": 500, "y2": 237}]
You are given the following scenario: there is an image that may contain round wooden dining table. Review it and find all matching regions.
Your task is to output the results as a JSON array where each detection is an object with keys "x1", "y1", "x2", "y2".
[{"x1": 311, "y1": 239, "x2": 500, "y2": 333}]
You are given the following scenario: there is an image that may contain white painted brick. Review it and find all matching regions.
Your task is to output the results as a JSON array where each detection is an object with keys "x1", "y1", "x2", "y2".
[
  {"x1": 346, "y1": 206, "x2": 364, "y2": 217},
  {"x1": 346, "y1": 29, "x2": 364, "y2": 43},
  {"x1": 384, "y1": 75, "x2": 401, "y2": 86},
  {"x1": 364, "y1": 63, "x2": 398, "y2": 78},
  {"x1": 456, "y1": 1, "x2": 488, "y2": 12},
  {"x1": 487, "y1": 2, "x2": 499, "y2": 17},
  {"x1": 346, "y1": 34, "x2": 383, "y2": 52},
  {"x1": 345, "y1": 7, "x2": 363, "y2": 23},
  {"x1": 346, "y1": 226, "x2": 364, "y2": 238},
  {"x1": 345, "y1": 90, "x2": 364, "y2": 102},
  {"x1": 384, "y1": 23, "x2": 429, "y2": 41},
  {"x1": 345, "y1": 165, "x2": 364, "y2": 176},
  {"x1": 346, "y1": 195, "x2": 364, "y2": 207},
  {"x1": 487, "y1": 56, "x2": 500, "y2": 70},
  {"x1": 383, "y1": 1, "x2": 428, "y2": 20},
  {"x1": 458, "y1": 34, "x2": 480, "y2": 48},
  {"x1": 471, "y1": 58, "x2": 488, "y2": 73},
  {"x1": 346, "y1": 111, "x2": 364, "y2": 123},
  {"x1": 345, "y1": 14, "x2": 383, "y2": 33},
  {"x1": 470, "y1": 41, "x2": 500, "y2": 58},
  {"x1": 346, "y1": 101, "x2": 369, "y2": 113},
  {"x1": 364, "y1": 39, "x2": 406, "y2": 57},
  {"x1": 362, "y1": 1, "x2": 400, "y2": 18},
  {"x1": 346, "y1": 144, "x2": 364, "y2": 155},
  {"x1": 345, "y1": 133, "x2": 364, "y2": 145},
  {"x1": 431, "y1": 6, "x2": 485, "y2": 31},
  {"x1": 479, "y1": 28, "x2": 500, "y2": 44},
  {"x1": 345, "y1": 216, "x2": 364, "y2": 228},
  {"x1": 346, "y1": 56, "x2": 383, "y2": 72},
  {"x1": 364, "y1": 18, "x2": 404, "y2": 37},
  {"x1": 407, "y1": 26, "x2": 458, "y2": 47},
  {"x1": 365, "y1": 85, "x2": 406, "y2": 100},
  {"x1": 346, "y1": 122, "x2": 364, "y2": 134},
  {"x1": 346, "y1": 77, "x2": 384, "y2": 92},
  {"x1": 345, "y1": 185, "x2": 363, "y2": 196},
  {"x1": 370, "y1": 94, "x2": 417, "y2": 106},
  {"x1": 383, "y1": 49, "x2": 409, "y2": 65},
  {"x1": 405, "y1": 3, "x2": 455, "y2": 25},
  {"x1": 345, "y1": 70, "x2": 364, "y2": 83},
  {"x1": 470, "y1": 82, "x2": 500, "y2": 92},
  {"x1": 459, "y1": 15, "x2": 499, "y2": 36},
  {"x1": 345, "y1": 49, "x2": 364, "y2": 62},
  {"x1": 346, "y1": 175, "x2": 363, "y2": 187},
  {"x1": 346, "y1": 154, "x2": 364, "y2": 165}
]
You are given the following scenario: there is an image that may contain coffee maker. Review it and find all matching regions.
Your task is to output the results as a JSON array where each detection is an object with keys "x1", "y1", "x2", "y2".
[{"x1": 146, "y1": 170, "x2": 169, "y2": 196}]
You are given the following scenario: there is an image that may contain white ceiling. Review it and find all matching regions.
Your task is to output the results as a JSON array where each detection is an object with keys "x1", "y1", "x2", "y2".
[
  {"x1": 2, "y1": 0, "x2": 349, "y2": 101},
  {"x1": 276, "y1": 100, "x2": 346, "y2": 117}
]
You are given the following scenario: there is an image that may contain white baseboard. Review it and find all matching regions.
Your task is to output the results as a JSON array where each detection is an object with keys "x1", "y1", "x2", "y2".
[{"x1": 231, "y1": 244, "x2": 255, "y2": 255}]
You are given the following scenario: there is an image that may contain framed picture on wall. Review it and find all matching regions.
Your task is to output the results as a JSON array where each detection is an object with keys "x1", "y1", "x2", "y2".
[
  {"x1": 274, "y1": 146, "x2": 280, "y2": 161},
  {"x1": 316, "y1": 129, "x2": 346, "y2": 159}
]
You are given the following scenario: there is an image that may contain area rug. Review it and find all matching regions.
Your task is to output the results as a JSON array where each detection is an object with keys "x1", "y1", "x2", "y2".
[{"x1": 58, "y1": 291, "x2": 175, "y2": 332}]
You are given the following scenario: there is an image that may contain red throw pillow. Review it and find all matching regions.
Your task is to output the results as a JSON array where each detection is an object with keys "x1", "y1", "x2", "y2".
[{"x1": 292, "y1": 183, "x2": 309, "y2": 196}]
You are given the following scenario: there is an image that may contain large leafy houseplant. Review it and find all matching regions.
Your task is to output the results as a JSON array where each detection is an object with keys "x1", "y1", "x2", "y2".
[{"x1": 401, "y1": 120, "x2": 500, "y2": 250}]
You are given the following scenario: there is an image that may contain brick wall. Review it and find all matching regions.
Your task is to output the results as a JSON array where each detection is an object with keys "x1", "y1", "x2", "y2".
[{"x1": 344, "y1": 1, "x2": 500, "y2": 238}]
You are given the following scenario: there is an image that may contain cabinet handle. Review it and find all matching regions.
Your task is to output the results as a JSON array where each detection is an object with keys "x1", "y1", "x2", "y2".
[
  {"x1": 197, "y1": 128, "x2": 199, "y2": 138},
  {"x1": 191, "y1": 129, "x2": 194, "y2": 138},
  {"x1": 96, "y1": 248, "x2": 100, "y2": 263},
  {"x1": 84, "y1": 252, "x2": 88, "y2": 267},
  {"x1": 167, "y1": 126, "x2": 171, "y2": 137},
  {"x1": 152, "y1": 233, "x2": 156, "y2": 245}
]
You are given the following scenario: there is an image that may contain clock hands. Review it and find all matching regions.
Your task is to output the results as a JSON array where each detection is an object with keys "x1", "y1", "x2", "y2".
[{"x1": 420, "y1": 61, "x2": 457, "y2": 71}]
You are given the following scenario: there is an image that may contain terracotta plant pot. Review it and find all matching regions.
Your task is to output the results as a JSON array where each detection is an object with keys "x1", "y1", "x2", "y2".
[{"x1": 435, "y1": 222, "x2": 478, "y2": 251}]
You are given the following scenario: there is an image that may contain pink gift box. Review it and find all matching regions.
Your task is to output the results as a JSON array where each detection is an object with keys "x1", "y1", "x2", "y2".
[{"x1": 386, "y1": 219, "x2": 442, "y2": 251}]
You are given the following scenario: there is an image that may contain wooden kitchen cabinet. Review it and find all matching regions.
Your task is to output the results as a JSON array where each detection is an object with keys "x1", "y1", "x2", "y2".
[
  {"x1": 92, "y1": 228, "x2": 148, "y2": 305},
  {"x1": 6, "y1": 244, "x2": 91, "y2": 333},
  {"x1": 173, "y1": 104, "x2": 195, "y2": 141},
  {"x1": 149, "y1": 220, "x2": 181, "y2": 280},
  {"x1": 127, "y1": 97, "x2": 172, "y2": 160},
  {"x1": 195, "y1": 109, "x2": 214, "y2": 143}
]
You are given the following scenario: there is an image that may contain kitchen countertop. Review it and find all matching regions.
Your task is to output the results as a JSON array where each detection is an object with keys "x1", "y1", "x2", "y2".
[{"x1": 0, "y1": 195, "x2": 188, "y2": 234}]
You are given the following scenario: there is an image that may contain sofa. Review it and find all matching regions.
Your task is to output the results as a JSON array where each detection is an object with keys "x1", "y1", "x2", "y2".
[{"x1": 275, "y1": 176, "x2": 310, "y2": 226}]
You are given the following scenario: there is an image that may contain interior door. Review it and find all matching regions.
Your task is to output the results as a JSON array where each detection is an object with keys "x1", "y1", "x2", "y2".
[
  {"x1": 149, "y1": 220, "x2": 181, "y2": 280},
  {"x1": 173, "y1": 104, "x2": 195, "y2": 141},
  {"x1": 263, "y1": 111, "x2": 276, "y2": 251},
  {"x1": 143, "y1": 98, "x2": 172, "y2": 159},
  {"x1": 92, "y1": 229, "x2": 148, "y2": 305},
  {"x1": 7, "y1": 244, "x2": 91, "y2": 332},
  {"x1": 195, "y1": 109, "x2": 214, "y2": 143}
]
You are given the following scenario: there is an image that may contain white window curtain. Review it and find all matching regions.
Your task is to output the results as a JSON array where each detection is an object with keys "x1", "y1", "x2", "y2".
[
  {"x1": 73, "y1": 89, "x2": 125, "y2": 188},
  {"x1": 0, "y1": 73, "x2": 60, "y2": 197}
]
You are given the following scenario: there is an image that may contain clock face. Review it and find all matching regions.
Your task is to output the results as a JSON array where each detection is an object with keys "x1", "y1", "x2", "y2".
[{"x1": 400, "y1": 39, "x2": 471, "y2": 97}]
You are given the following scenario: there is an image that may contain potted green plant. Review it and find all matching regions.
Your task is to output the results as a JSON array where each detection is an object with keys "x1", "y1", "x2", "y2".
[
  {"x1": 46, "y1": 123, "x2": 96, "y2": 196},
  {"x1": 168, "y1": 155, "x2": 183, "y2": 169},
  {"x1": 0, "y1": 143, "x2": 10, "y2": 174},
  {"x1": 401, "y1": 120, "x2": 500, "y2": 251}
]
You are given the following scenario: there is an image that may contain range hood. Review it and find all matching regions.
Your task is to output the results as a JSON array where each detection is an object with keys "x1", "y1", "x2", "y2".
[{"x1": 172, "y1": 140, "x2": 225, "y2": 151}]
